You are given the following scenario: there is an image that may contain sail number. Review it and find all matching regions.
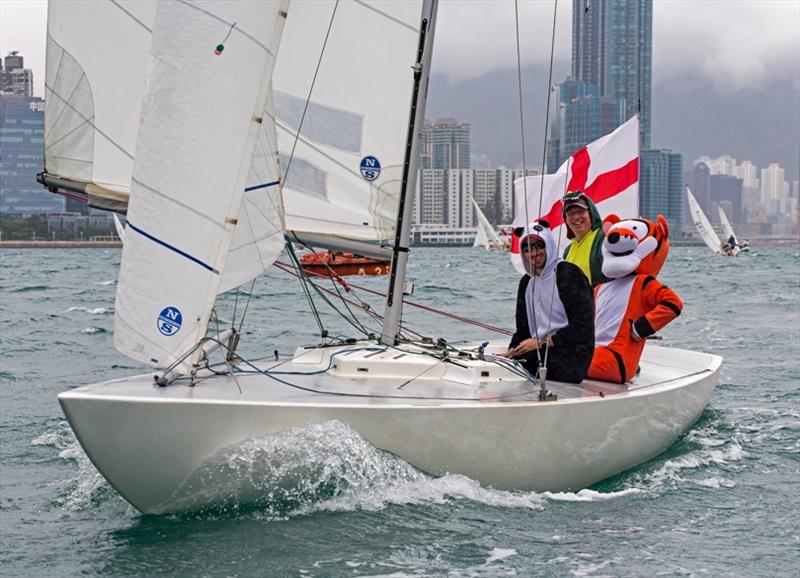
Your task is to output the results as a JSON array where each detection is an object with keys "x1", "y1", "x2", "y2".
[{"x1": 360, "y1": 156, "x2": 381, "y2": 181}]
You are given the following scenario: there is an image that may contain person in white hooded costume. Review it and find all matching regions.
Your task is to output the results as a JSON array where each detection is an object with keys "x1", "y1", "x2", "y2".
[{"x1": 505, "y1": 221, "x2": 594, "y2": 384}]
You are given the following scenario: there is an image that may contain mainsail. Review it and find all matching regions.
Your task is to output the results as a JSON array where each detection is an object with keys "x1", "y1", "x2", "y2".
[
  {"x1": 273, "y1": 0, "x2": 425, "y2": 242},
  {"x1": 716, "y1": 204, "x2": 740, "y2": 255},
  {"x1": 113, "y1": 1, "x2": 288, "y2": 372},
  {"x1": 686, "y1": 187, "x2": 722, "y2": 254},
  {"x1": 42, "y1": 0, "x2": 156, "y2": 212}
]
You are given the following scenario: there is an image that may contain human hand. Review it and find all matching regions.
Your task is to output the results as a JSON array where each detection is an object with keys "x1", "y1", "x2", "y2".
[{"x1": 509, "y1": 338, "x2": 540, "y2": 358}]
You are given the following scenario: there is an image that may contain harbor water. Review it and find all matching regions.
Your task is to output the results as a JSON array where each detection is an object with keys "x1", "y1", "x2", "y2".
[{"x1": 1, "y1": 245, "x2": 798, "y2": 577}]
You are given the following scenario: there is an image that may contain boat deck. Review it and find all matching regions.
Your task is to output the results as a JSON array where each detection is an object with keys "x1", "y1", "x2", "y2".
[{"x1": 65, "y1": 341, "x2": 721, "y2": 408}]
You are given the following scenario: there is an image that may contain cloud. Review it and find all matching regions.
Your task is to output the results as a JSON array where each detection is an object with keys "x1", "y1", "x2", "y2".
[
  {"x1": 2, "y1": 0, "x2": 797, "y2": 97},
  {"x1": 653, "y1": 0, "x2": 800, "y2": 89},
  {"x1": 432, "y1": 0, "x2": 572, "y2": 82},
  {"x1": 432, "y1": 0, "x2": 799, "y2": 90}
]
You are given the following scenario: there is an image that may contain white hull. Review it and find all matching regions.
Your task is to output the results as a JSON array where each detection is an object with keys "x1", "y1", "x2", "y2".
[{"x1": 59, "y1": 342, "x2": 720, "y2": 514}]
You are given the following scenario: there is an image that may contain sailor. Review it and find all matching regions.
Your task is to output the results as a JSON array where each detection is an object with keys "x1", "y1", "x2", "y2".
[
  {"x1": 562, "y1": 191, "x2": 608, "y2": 286},
  {"x1": 504, "y1": 221, "x2": 594, "y2": 384}
]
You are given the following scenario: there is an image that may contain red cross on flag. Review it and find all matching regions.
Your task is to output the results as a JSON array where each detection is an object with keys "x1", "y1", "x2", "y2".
[{"x1": 511, "y1": 115, "x2": 640, "y2": 274}]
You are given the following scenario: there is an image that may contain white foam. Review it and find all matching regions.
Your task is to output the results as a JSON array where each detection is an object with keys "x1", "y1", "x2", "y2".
[
  {"x1": 31, "y1": 422, "x2": 111, "y2": 511},
  {"x1": 483, "y1": 548, "x2": 517, "y2": 566},
  {"x1": 66, "y1": 306, "x2": 109, "y2": 314},
  {"x1": 691, "y1": 477, "x2": 735, "y2": 489},
  {"x1": 544, "y1": 488, "x2": 643, "y2": 502},
  {"x1": 307, "y1": 473, "x2": 546, "y2": 515},
  {"x1": 168, "y1": 421, "x2": 547, "y2": 516},
  {"x1": 571, "y1": 557, "x2": 620, "y2": 577}
]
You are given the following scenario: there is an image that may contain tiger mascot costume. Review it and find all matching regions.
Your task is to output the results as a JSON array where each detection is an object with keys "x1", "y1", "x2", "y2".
[{"x1": 588, "y1": 214, "x2": 683, "y2": 384}]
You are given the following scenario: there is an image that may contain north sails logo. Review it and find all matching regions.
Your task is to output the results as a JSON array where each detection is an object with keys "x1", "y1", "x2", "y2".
[
  {"x1": 360, "y1": 155, "x2": 381, "y2": 181},
  {"x1": 157, "y1": 306, "x2": 183, "y2": 336}
]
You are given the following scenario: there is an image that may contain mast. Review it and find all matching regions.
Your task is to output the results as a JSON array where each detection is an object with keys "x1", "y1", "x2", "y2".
[{"x1": 380, "y1": 0, "x2": 438, "y2": 345}]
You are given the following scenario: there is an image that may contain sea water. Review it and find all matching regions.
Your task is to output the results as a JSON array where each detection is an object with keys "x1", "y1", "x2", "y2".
[{"x1": 1, "y1": 246, "x2": 798, "y2": 577}]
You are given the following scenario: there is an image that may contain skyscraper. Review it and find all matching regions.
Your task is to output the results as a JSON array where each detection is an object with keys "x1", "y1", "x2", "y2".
[
  {"x1": 0, "y1": 95, "x2": 62, "y2": 214},
  {"x1": 639, "y1": 149, "x2": 682, "y2": 225},
  {"x1": 549, "y1": 0, "x2": 652, "y2": 173},
  {"x1": 571, "y1": 0, "x2": 652, "y2": 148},
  {"x1": 420, "y1": 118, "x2": 471, "y2": 170}
]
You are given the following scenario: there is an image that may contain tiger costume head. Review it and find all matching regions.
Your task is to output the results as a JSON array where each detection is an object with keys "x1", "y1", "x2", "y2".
[{"x1": 600, "y1": 214, "x2": 671, "y2": 279}]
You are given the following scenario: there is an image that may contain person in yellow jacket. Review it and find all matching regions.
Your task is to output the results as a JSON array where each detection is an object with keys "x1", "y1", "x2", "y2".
[{"x1": 562, "y1": 190, "x2": 608, "y2": 287}]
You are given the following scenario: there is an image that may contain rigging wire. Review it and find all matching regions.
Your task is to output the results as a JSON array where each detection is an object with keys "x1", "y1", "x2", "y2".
[
  {"x1": 183, "y1": 336, "x2": 541, "y2": 402},
  {"x1": 272, "y1": 260, "x2": 513, "y2": 337},
  {"x1": 513, "y1": 0, "x2": 561, "y2": 381}
]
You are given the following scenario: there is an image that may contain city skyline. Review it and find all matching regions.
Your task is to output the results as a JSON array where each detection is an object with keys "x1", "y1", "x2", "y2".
[
  {"x1": 2, "y1": 0, "x2": 798, "y2": 178},
  {"x1": 3, "y1": 1, "x2": 798, "y2": 94}
]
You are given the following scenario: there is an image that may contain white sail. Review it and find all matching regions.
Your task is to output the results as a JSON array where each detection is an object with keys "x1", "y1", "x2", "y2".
[
  {"x1": 218, "y1": 3, "x2": 288, "y2": 294},
  {"x1": 471, "y1": 198, "x2": 504, "y2": 249},
  {"x1": 716, "y1": 204, "x2": 741, "y2": 256},
  {"x1": 44, "y1": 0, "x2": 156, "y2": 207},
  {"x1": 473, "y1": 223, "x2": 488, "y2": 249},
  {"x1": 114, "y1": 1, "x2": 287, "y2": 372},
  {"x1": 686, "y1": 187, "x2": 722, "y2": 254},
  {"x1": 273, "y1": 0, "x2": 426, "y2": 241}
]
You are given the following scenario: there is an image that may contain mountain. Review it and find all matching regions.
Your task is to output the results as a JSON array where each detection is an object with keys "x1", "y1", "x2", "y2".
[{"x1": 427, "y1": 66, "x2": 800, "y2": 181}]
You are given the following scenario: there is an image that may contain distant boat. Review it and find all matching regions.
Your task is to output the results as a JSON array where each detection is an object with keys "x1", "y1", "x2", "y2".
[
  {"x1": 717, "y1": 204, "x2": 748, "y2": 255},
  {"x1": 299, "y1": 251, "x2": 389, "y2": 277},
  {"x1": 686, "y1": 187, "x2": 735, "y2": 256},
  {"x1": 471, "y1": 198, "x2": 510, "y2": 250}
]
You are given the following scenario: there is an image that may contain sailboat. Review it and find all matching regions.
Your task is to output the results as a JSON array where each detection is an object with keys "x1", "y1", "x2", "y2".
[
  {"x1": 44, "y1": 0, "x2": 720, "y2": 514},
  {"x1": 686, "y1": 187, "x2": 733, "y2": 256},
  {"x1": 717, "y1": 204, "x2": 747, "y2": 254},
  {"x1": 471, "y1": 198, "x2": 510, "y2": 250}
]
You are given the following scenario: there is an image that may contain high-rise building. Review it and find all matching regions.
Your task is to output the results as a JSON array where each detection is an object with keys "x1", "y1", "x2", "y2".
[
  {"x1": 639, "y1": 149, "x2": 682, "y2": 225},
  {"x1": 0, "y1": 95, "x2": 61, "y2": 215},
  {"x1": 571, "y1": 0, "x2": 652, "y2": 148},
  {"x1": 738, "y1": 160, "x2": 759, "y2": 188},
  {"x1": 1, "y1": 52, "x2": 34, "y2": 97},
  {"x1": 417, "y1": 169, "x2": 446, "y2": 224},
  {"x1": 420, "y1": 118, "x2": 471, "y2": 170},
  {"x1": 416, "y1": 167, "x2": 535, "y2": 228},
  {"x1": 549, "y1": 0, "x2": 652, "y2": 172},
  {"x1": 760, "y1": 163, "x2": 787, "y2": 203},
  {"x1": 547, "y1": 79, "x2": 624, "y2": 173}
]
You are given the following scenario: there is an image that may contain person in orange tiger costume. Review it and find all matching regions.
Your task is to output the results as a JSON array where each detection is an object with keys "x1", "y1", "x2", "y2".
[{"x1": 588, "y1": 214, "x2": 683, "y2": 384}]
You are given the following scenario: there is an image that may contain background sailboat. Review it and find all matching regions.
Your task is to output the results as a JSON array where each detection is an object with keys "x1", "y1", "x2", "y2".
[
  {"x1": 686, "y1": 186, "x2": 726, "y2": 255},
  {"x1": 471, "y1": 198, "x2": 508, "y2": 250},
  {"x1": 717, "y1": 204, "x2": 746, "y2": 255}
]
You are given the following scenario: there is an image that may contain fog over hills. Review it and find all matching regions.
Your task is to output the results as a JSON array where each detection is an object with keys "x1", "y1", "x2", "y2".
[{"x1": 426, "y1": 65, "x2": 800, "y2": 181}]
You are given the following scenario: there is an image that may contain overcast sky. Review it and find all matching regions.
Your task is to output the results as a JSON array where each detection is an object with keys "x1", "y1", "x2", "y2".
[{"x1": 2, "y1": 0, "x2": 798, "y2": 96}]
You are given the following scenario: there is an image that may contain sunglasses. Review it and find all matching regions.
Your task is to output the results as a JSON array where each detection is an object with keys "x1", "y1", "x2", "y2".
[{"x1": 521, "y1": 240, "x2": 546, "y2": 251}]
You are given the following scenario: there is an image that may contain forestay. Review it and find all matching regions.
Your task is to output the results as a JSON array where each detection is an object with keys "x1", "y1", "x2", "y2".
[
  {"x1": 44, "y1": 0, "x2": 156, "y2": 210},
  {"x1": 114, "y1": 1, "x2": 287, "y2": 373},
  {"x1": 273, "y1": 0, "x2": 425, "y2": 241}
]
